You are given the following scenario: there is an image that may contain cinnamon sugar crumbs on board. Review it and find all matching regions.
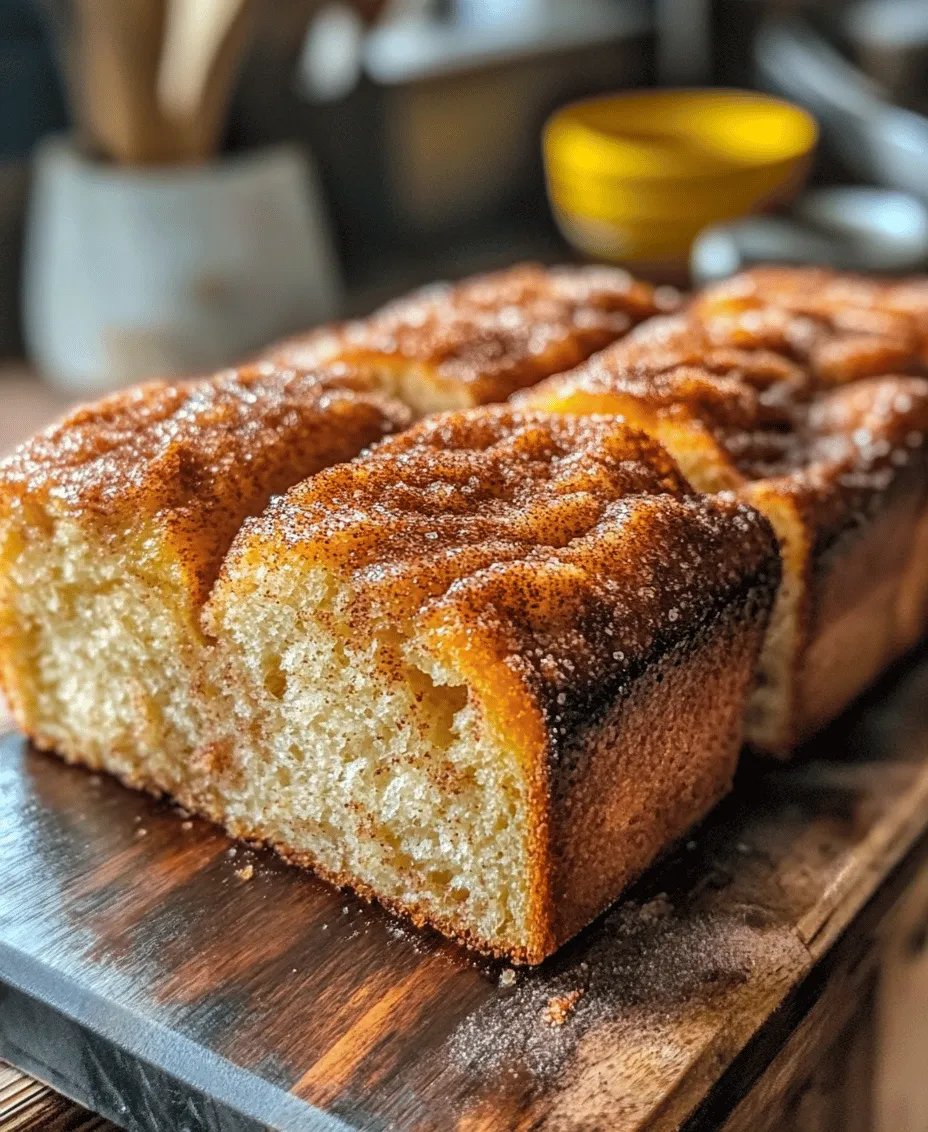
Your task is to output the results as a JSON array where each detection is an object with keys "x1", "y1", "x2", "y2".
[
  {"x1": 235, "y1": 864, "x2": 254, "y2": 882},
  {"x1": 448, "y1": 897, "x2": 804, "y2": 1082},
  {"x1": 638, "y1": 893, "x2": 672, "y2": 924},
  {"x1": 543, "y1": 989, "x2": 583, "y2": 1026}
]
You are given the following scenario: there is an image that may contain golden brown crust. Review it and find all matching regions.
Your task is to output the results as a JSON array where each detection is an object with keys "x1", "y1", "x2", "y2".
[
  {"x1": 783, "y1": 377, "x2": 928, "y2": 553},
  {"x1": 693, "y1": 266, "x2": 928, "y2": 384},
  {"x1": 717, "y1": 376, "x2": 928, "y2": 613},
  {"x1": 212, "y1": 406, "x2": 780, "y2": 961},
  {"x1": 216, "y1": 406, "x2": 700, "y2": 638},
  {"x1": 521, "y1": 334, "x2": 928, "y2": 489},
  {"x1": 547, "y1": 599, "x2": 762, "y2": 950},
  {"x1": 266, "y1": 263, "x2": 679, "y2": 408},
  {"x1": 414, "y1": 478, "x2": 778, "y2": 766},
  {"x1": 219, "y1": 405, "x2": 780, "y2": 743},
  {"x1": 753, "y1": 378, "x2": 928, "y2": 743},
  {"x1": 0, "y1": 364, "x2": 410, "y2": 608},
  {"x1": 520, "y1": 334, "x2": 928, "y2": 752},
  {"x1": 595, "y1": 312, "x2": 812, "y2": 392},
  {"x1": 521, "y1": 361, "x2": 802, "y2": 489}
]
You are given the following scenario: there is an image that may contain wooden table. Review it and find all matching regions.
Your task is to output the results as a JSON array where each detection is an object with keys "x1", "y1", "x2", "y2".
[
  {"x1": 0, "y1": 1063, "x2": 112, "y2": 1131},
  {"x1": 1, "y1": 370, "x2": 927, "y2": 1131}
]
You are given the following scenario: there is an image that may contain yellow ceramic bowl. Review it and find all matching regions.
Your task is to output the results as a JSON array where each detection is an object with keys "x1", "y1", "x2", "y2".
[{"x1": 544, "y1": 89, "x2": 817, "y2": 266}]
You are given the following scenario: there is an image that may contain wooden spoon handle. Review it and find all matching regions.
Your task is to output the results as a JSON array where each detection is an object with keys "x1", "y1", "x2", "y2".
[
  {"x1": 73, "y1": 0, "x2": 173, "y2": 165},
  {"x1": 158, "y1": 0, "x2": 258, "y2": 162}
]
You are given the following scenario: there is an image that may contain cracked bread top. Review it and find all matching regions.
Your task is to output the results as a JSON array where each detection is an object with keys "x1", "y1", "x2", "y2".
[
  {"x1": 0, "y1": 364, "x2": 410, "y2": 607},
  {"x1": 693, "y1": 266, "x2": 928, "y2": 383},
  {"x1": 519, "y1": 335, "x2": 807, "y2": 486},
  {"x1": 213, "y1": 407, "x2": 780, "y2": 754},
  {"x1": 593, "y1": 313, "x2": 810, "y2": 394},
  {"x1": 520, "y1": 328, "x2": 928, "y2": 491},
  {"x1": 755, "y1": 377, "x2": 928, "y2": 566},
  {"x1": 267, "y1": 263, "x2": 679, "y2": 406}
]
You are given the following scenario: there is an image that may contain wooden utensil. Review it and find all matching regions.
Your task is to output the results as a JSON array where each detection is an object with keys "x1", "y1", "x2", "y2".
[
  {"x1": 41, "y1": 0, "x2": 256, "y2": 165},
  {"x1": 72, "y1": 0, "x2": 172, "y2": 165},
  {"x1": 157, "y1": 0, "x2": 257, "y2": 162}
]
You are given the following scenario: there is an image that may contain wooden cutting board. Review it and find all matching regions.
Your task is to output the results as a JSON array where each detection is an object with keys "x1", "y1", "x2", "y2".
[
  {"x1": 0, "y1": 1062, "x2": 112, "y2": 1130},
  {"x1": 2, "y1": 648, "x2": 928, "y2": 1132}
]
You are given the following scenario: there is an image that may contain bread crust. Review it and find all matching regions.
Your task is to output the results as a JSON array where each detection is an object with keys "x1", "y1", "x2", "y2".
[
  {"x1": 520, "y1": 344, "x2": 928, "y2": 752},
  {"x1": 693, "y1": 266, "x2": 928, "y2": 383},
  {"x1": 0, "y1": 364, "x2": 409, "y2": 609},
  {"x1": 266, "y1": 263, "x2": 678, "y2": 411},
  {"x1": 770, "y1": 379, "x2": 928, "y2": 741},
  {"x1": 588, "y1": 311, "x2": 812, "y2": 392}
]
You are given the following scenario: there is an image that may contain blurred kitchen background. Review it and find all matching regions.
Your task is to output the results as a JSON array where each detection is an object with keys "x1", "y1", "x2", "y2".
[{"x1": 1, "y1": 0, "x2": 928, "y2": 439}]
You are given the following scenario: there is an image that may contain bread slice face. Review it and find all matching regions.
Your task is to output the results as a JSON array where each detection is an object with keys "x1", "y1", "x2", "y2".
[
  {"x1": 521, "y1": 349, "x2": 928, "y2": 753},
  {"x1": 0, "y1": 366, "x2": 409, "y2": 797},
  {"x1": 693, "y1": 266, "x2": 928, "y2": 383},
  {"x1": 266, "y1": 263, "x2": 678, "y2": 416},
  {"x1": 204, "y1": 407, "x2": 779, "y2": 962}
]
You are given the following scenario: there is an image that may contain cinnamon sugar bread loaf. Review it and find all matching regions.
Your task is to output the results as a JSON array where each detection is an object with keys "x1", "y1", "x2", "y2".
[
  {"x1": 6, "y1": 258, "x2": 928, "y2": 964},
  {"x1": 265, "y1": 262, "x2": 679, "y2": 416},
  {"x1": 520, "y1": 346, "x2": 928, "y2": 753},
  {"x1": 203, "y1": 408, "x2": 779, "y2": 961},
  {"x1": 0, "y1": 365, "x2": 409, "y2": 796}
]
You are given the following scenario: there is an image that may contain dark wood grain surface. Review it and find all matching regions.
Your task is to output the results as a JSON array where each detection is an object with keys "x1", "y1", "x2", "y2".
[
  {"x1": 0, "y1": 1063, "x2": 113, "y2": 1131},
  {"x1": 718, "y1": 831, "x2": 928, "y2": 1132},
  {"x1": 2, "y1": 643, "x2": 928, "y2": 1132}
]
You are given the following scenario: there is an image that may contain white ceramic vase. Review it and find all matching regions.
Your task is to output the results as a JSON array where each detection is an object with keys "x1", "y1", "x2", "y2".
[{"x1": 23, "y1": 137, "x2": 342, "y2": 395}]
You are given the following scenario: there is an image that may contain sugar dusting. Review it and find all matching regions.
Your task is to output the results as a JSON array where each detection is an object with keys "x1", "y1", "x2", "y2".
[
  {"x1": 270, "y1": 262, "x2": 674, "y2": 406},
  {"x1": 449, "y1": 894, "x2": 804, "y2": 1084}
]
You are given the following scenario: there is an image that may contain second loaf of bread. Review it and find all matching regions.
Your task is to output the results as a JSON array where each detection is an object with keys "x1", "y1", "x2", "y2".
[
  {"x1": 0, "y1": 365, "x2": 409, "y2": 797},
  {"x1": 520, "y1": 332, "x2": 928, "y2": 753}
]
